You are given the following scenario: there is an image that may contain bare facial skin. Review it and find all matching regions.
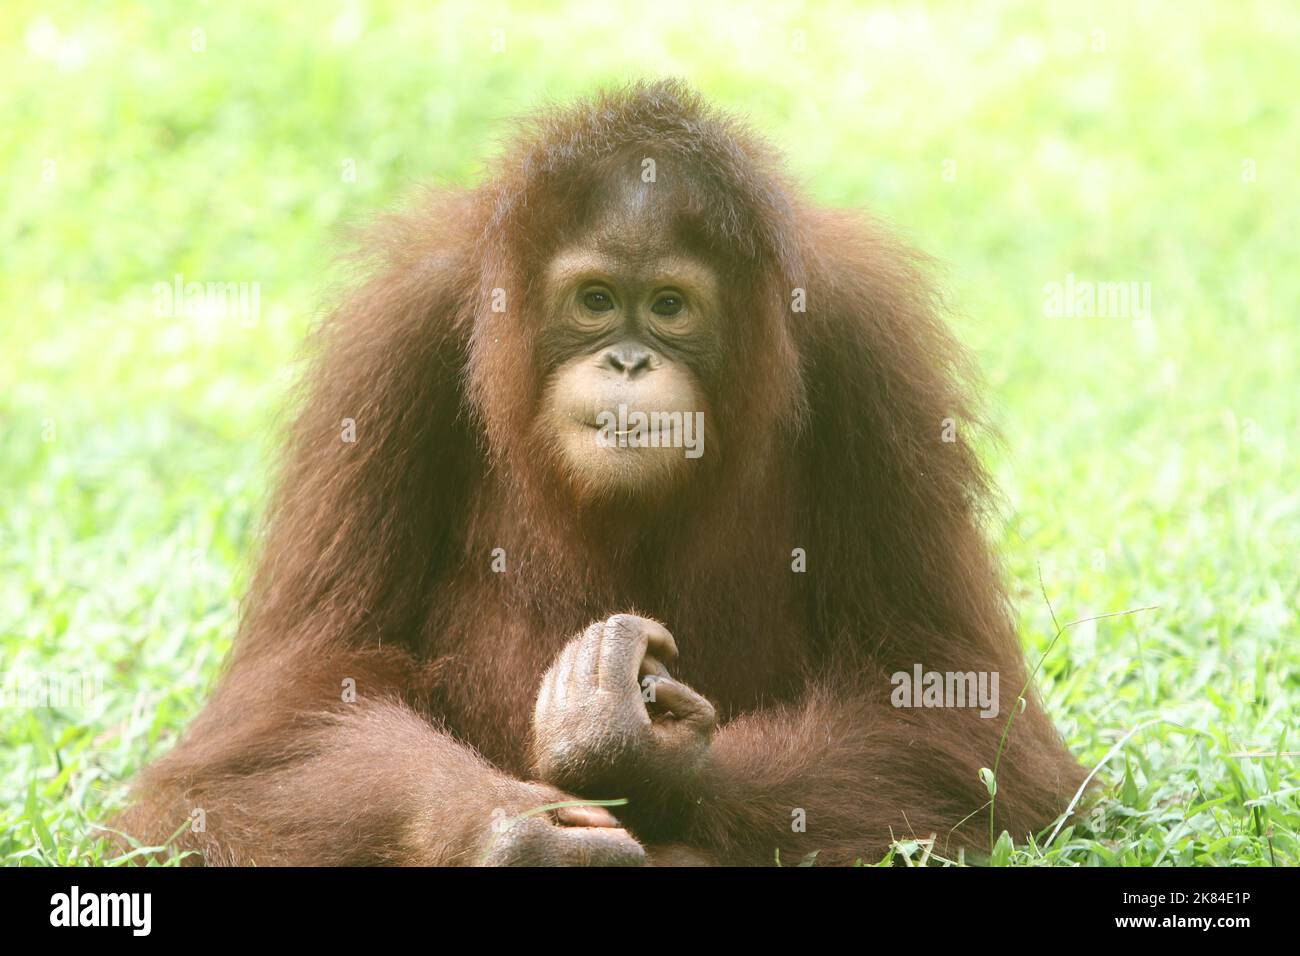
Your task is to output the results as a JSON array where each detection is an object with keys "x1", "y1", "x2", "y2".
[{"x1": 538, "y1": 244, "x2": 718, "y2": 500}]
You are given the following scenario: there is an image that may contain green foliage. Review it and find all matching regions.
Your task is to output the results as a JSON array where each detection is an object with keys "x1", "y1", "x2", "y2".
[{"x1": 2, "y1": 0, "x2": 1296, "y2": 866}]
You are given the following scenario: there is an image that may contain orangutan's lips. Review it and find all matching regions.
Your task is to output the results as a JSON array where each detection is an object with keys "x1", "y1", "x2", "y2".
[
  {"x1": 586, "y1": 429, "x2": 636, "y2": 441},
  {"x1": 580, "y1": 419, "x2": 644, "y2": 443},
  {"x1": 580, "y1": 419, "x2": 624, "y2": 431}
]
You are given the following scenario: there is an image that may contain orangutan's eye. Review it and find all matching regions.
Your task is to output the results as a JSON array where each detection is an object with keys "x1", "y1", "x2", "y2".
[
  {"x1": 651, "y1": 294, "x2": 683, "y2": 317},
  {"x1": 582, "y1": 289, "x2": 615, "y2": 312}
]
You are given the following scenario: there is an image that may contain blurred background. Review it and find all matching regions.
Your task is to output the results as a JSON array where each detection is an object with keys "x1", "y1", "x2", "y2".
[{"x1": 2, "y1": 0, "x2": 1296, "y2": 865}]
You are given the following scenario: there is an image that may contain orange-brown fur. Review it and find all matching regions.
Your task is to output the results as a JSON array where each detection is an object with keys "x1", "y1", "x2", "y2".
[{"x1": 117, "y1": 80, "x2": 1088, "y2": 865}]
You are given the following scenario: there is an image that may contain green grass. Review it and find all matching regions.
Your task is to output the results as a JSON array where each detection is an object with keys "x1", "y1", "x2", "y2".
[{"x1": 2, "y1": 0, "x2": 1297, "y2": 866}]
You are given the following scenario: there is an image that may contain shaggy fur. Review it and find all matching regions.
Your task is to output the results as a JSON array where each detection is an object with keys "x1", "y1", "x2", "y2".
[{"x1": 118, "y1": 80, "x2": 1088, "y2": 865}]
